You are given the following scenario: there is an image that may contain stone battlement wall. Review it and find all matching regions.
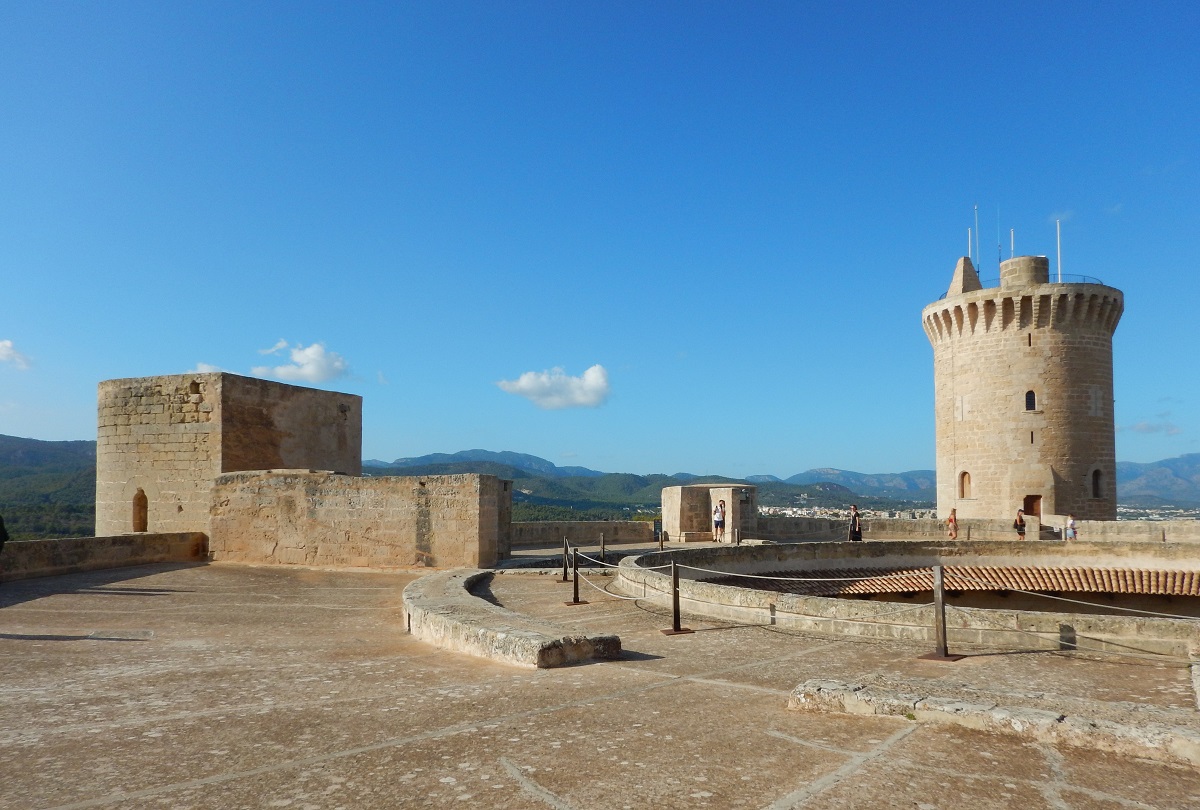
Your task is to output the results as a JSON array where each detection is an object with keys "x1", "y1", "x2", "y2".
[
  {"x1": 510, "y1": 520, "x2": 654, "y2": 547},
  {"x1": 0, "y1": 533, "x2": 207, "y2": 583},
  {"x1": 754, "y1": 516, "x2": 1037, "y2": 542},
  {"x1": 209, "y1": 471, "x2": 511, "y2": 569}
]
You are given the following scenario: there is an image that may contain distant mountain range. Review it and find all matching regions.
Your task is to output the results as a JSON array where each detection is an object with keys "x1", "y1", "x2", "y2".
[
  {"x1": 1117, "y1": 454, "x2": 1200, "y2": 506},
  {"x1": 368, "y1": 450, "x2": 938, "y2": 500},
  {"x1": 2, "y1": 436, "x2": 1198, "y2": 541}
]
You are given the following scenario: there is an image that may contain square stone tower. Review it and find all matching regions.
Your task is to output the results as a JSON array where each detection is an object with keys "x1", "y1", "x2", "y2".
[{"x1": 96, "y1": 373, "x2": 362, "y2": 536}]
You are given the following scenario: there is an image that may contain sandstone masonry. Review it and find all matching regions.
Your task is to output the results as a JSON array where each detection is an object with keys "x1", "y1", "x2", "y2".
[
  {"x1": 96, "y1": 373, "x2": 361, "y2": 537},
  {"x1": 922, "y1": 256, "x2": 1123, "y2": 520}
]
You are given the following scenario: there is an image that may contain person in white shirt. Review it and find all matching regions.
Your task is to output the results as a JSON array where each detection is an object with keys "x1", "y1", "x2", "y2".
[{"x1": 712, "y1": 500, "x2": 726, "y2": 542}]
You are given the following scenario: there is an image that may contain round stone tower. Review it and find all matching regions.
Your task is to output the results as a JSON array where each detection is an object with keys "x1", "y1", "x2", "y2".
[{"x1": 921, "y1": 256, "x2": 1123, "y2": 522}]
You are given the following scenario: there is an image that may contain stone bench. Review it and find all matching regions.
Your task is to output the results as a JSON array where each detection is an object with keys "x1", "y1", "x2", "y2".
[{"x1": 402, "y1": 569, "x2": 621, "y2": 669}]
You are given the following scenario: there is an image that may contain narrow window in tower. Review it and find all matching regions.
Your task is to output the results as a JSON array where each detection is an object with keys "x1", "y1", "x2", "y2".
[
  {"x1": 958, "y1": 471, "x2": 971, "y2": 499},
  {"x1": 1025, "y1": 390, "x2": 1037, "y2": 411},
  {"x1": 1028, "y1": 333, "x2": 1032, "y2": 347},
  {"x1": 1092, "y1": 469, "x2": 1102, "y2": 498},
  {"x1": 1030, "y1": 431, "x2": 1035, "y2": 444},
  {"x1": 133, "y1": 488, "x2": 148, "y2": 533}
]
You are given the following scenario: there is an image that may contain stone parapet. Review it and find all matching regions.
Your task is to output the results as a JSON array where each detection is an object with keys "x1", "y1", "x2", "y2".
[
  {"x1": 615, "y1": 541, "x2": 1200, "y2": 657},
  {"x1": 510, "y1": 520, "x2": 653, "y2": 547},
  {"x1": 0, "y1": 533, "x2": 207, "y2": 582},
  {"x1": 209, "y1": 471, "x2": 511, "y2": 569},
  {"x1": 402, "y1": 569, "x2": 620, "y2": 668}
]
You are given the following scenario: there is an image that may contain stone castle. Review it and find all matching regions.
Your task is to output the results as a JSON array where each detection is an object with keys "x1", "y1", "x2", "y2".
[
  {"x1": 923, "y1": 255, "x2": 1123, "y2": 521},
  {"x1": 95, "y1": 373, "x2": 512, "y2": 568},
  {"x1": 70, "y1": 255, "x2": 1129, "y2": 576}
]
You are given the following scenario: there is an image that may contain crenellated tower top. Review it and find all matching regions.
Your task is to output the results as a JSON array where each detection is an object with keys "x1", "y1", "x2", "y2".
[{"x1": 923, "y1": 256, "x2": 1123, "y2": 348}]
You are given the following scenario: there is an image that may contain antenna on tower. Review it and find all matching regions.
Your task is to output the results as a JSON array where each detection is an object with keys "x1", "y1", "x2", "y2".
[
  {"x1": 973, "y1": 205, "x2": 980, "y2": 271},
  {"x1": 1056, "y1": 219, "x2": 1062, "y2": 282},
  {"x1": 1010, "y1": 229, "x2": 1014, "y2": 258},
  {"x1": 996, "y1": 207, "x2": 1001, "y2": 269},
  {"x1": 968, "y1": 227, "x2": 972, "y2": 259}
]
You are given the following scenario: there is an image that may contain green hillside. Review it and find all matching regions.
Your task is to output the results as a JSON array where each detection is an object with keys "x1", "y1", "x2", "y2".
[{"x1": 0, "y1": 435, "x2": 96, "y2": 540}]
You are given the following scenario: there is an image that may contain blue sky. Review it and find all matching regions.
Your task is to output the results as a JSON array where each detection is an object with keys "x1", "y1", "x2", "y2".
[{"x1": 1, "y1": 1, "x2": 1197, "y2": 477}]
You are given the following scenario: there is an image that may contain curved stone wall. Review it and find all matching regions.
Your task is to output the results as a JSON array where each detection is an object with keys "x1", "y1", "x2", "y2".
[{"x1": 615, "y1": 542, "x2": 1200, "y2": 657}]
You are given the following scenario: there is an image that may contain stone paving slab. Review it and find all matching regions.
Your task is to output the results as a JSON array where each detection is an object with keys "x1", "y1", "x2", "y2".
[{"x1": 2, "y1": 563, "x2": 1199, "y2": 809}]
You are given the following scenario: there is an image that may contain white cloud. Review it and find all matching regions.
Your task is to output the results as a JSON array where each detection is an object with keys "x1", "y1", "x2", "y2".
[
  {"x1": 0, "y1": 339, "x2": 30, "y2": 370},
  {"x1": 188, "y1": 362, "x2": 224, "y2": 373},
  {"x1": 1048, "y1": 209, "x2": 1075, "y2": 223},
  {"x1": 259, "y1": 338, "x2": 290, "y2": 355},
  {"x1": 1123, "y1": 420, "x2": 1182, "y2": 436},
  {"x1": 497, "y1": 364, "x2": 610, "y2": 409},
  {"x1": 252, "y1": 342, "x2": 349, "y2": 383}
]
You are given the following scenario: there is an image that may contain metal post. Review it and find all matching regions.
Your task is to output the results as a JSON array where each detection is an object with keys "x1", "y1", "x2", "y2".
[
  {"x1": 659, "y1": 529, "x2": 665, "y2": 551},
  {"x1": 561, "y1": 537, "x2": 570, "y2": 582},
  {"x1": 661, "y1": 560, "x2": 693, "y2": 635},
  {"x1": 565, "y1": 548, "x2": 587, "y2": 605},
  {"x1": 600, "y1": 531, "x2": 606, "y2": 563},
  {"x1": 735, "y1": 528, "x2": 741, "y2": 546},
  {"x1": 920, "y1": 564, "x2": 962, "y2": 661}
]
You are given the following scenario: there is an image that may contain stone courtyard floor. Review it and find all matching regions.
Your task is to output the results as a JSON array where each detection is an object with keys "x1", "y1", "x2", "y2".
[{"x1": 3, "y1": 560, "x2": 1200, "y2": 810}]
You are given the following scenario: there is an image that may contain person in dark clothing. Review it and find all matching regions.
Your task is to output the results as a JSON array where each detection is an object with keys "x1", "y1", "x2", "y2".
[
  {"x1": 847, "y1": 505, "x2": 863, "y2": 541},
  {"x1": 1013, "y1": 509, "x2": 1026, "y2": 540}
]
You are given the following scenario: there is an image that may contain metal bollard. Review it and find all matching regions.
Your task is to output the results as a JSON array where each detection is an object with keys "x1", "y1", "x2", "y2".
[
  {"x1": 564, "y1": 548, "x2": 587, "y2": 605},
  {"x1": 661, "y1": 560, "x2": 693, "y2": 635},
  {"x1": 561, "y1": 537, "x2": 570, "y2": 583},
  {"x1": 600, "y1": 531, "x2": 606, "y2": 563}
]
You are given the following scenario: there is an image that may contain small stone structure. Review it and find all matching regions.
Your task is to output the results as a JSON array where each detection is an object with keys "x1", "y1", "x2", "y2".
[
  {"x1": 922, "y1": 256, "x2": 1123, "y2": 520},
  {"x1": 661, "y1": 484, "x2": 757, "y2": 543}
]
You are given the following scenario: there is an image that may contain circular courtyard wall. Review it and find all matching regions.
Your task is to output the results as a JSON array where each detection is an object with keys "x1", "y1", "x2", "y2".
[{"x1": 614, "y1": 541, "x2": 1200, "y2": 658}]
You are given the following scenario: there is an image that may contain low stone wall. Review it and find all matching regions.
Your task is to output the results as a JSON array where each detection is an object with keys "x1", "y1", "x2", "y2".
[
  {"x1": 0, "y1": 533, "x2": 207, "y2": 582},
  {"x1": 510, "y1": 520, "x2": 653, "y2": 548},
  {"x1": 754, "y1": 516, "x2": 1033, "y2": 542},
  {"x1": 790, "y1": 680, "x2": 1200, "y2": 767},
  {"x1": 1045, "y1": 517, "x2": 1200, "y2": 544},
  {"x1": 614, "y1": 541, "x2": 1200, "y2": 657},
  {"x1": 209, "y1": 471, "x2": 511, "y2": 569},
  {"x1": 402, "y1": 569, "x2": 621, "y2": 668}
]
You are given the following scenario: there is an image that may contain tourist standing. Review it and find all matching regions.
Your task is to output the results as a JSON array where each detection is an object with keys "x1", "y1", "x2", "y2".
[
  {"x1": 946, "y1": 508, "x2": 959, "y2": 540},
  {"x1": 1013, "y1": 509, "x2": 1026, "y2": 540},
  {"x1": 847, "y1": 505, "x2": 863, "y2": 542},
  {"x1": 1065, "y1": 514, "x2": 1077, "y2": 541},
  {"x1": 712, "y1": 500, "x2": 726, "y2": 543}
]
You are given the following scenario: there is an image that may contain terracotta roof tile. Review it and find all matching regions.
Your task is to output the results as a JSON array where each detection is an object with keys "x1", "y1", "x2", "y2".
[{"x1": 704, "y1": 566, "x2": 1200, "y2": 597}]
